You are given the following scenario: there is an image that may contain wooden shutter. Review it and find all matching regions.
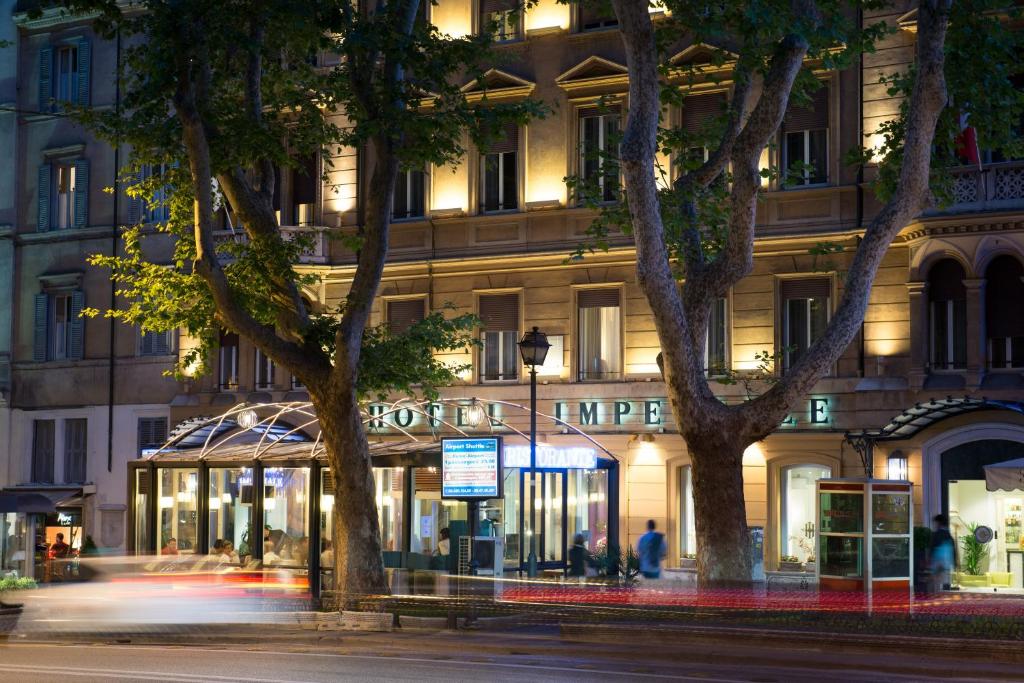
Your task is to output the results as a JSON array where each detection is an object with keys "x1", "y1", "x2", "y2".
[
  {"x1": 481, "y1": 0, "x2": 515, "y2": 13},
  {"x1": 479, "y1": 293, "x2": 519, "y2": 332},
  {"x1": 578, "y1": 288, "x2": 620, "y2": 308},
  {"x1": 33, "y1": 420, "x2": 55, "y2": 484},
  {"x1": 154, "y1": 330, "x2": 171, "y2": 355},
  {"x1": 986, "y1": 257, "x2": 1024, "y2": 338},
  {"x1": 64, "y1": 419, "x2": 87, "y2": 483},
  {"x1": 780, "y1": 278, "x2": 830, "y2": 300},
  {"x1": 39, "y1": 47, "x2": 52, "y2": 112},
  {"x1": 387, "y1": 299, "x2": 425, "y2": 334},
  {"x1": 33, "y1": 293, "x2": 49, "y2": 362},
  {"x1": 488, "y1": 123, "x2": 518, "y2": 154},
  {"x1": 682, "y1": 92, "x2": 727, "y2": 134},
  {"x1": 783, "y1": 85, "x2": 829, "y2": 132},
  {"x1": 127, "y1": 168, "x2": 142, "y2": 224},
  {"x1": 292, "y1": 154, "x2": 318, "y2": 205},
  {"x1": 37, "y1": 164, "x2": 51, "y2": 232},
  {"x1": 69, "y1": 290, "x2": 85, "y2": 360},
  {"x1": 76, "y1": 38, "x2": 91, "y2": 106},
  {"x1": 73, "y1": 158, "x2": 89, "y2": 228}
]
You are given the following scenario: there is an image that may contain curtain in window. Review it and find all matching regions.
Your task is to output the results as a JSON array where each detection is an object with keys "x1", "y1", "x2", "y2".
[{"x1": 578, "y1": 289, "x2": 621, "y2": 380}]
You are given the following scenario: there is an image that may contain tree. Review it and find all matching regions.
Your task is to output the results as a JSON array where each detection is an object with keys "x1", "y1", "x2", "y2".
[
  {"x1": 65, "y1": 0, "x2": 542, "y2": 601},
  {"x1": 598, "y1": 0, "x2": 1023, "y2": 586}
]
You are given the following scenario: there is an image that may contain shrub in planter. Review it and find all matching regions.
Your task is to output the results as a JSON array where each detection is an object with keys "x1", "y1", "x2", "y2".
[
  {"x1": 680, "y1": 553, "x2": 697, "y2": 569},
  {"x1": 778, "y1": 555, "x2": 803, "y2": 572},
  {"x1": 0, "y1": 577, "x2": 35, "y2": 636}
]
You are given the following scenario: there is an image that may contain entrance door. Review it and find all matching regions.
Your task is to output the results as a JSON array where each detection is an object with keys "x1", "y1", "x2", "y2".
[{"x1": 519, "y1": 470, "x2": 566, "y2": 570}]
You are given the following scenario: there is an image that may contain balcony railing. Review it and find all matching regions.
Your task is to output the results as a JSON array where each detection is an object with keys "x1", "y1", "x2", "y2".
[
  {"x1": 949, "y1": 160, "x2": 1024, "y2": 207},
  {"x1": 211, "y1": 226, "x2": 327, "y2": 264}
]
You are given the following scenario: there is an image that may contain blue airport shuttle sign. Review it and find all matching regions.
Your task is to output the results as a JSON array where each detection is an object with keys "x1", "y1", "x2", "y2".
[{"x1": 441, "y1": 437, "x2": 503, "y2": 500}]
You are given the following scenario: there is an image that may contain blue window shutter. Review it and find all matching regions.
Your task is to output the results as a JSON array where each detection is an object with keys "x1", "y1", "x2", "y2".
[
  {"x1": 37, "y1": 164, "x2": 51, "y2": 232},
  {"x1": 69, "y1": 290, "x2": 85, "y2": 360},
  {"x1": 127, "y1": 169, "x2": 141, "y2": 225},
  {"x1": 73, "y1": 158, "x2": 89, "y2": 228},
  {"x1": 77, "y1": 38, "x2": 91, "y2": 106},
  {"x1": 33, "y1": 293, "x2": 49, "y2": 362},
  {"x1": 39, "y1": 47, "x2": 52, "y2": 112}
]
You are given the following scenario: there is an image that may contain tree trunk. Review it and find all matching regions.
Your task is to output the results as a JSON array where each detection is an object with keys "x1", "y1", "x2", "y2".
[
  {"x1": 687, "y1": 431, "x2": 752, "y2": 587},
  {"x1": 312, "y1": 385, "x2": 389, "y2": 608}
]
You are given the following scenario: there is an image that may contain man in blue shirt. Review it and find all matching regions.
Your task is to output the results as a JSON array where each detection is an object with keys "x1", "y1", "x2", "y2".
[{"x1": 637, "y1": 519, "x2": 667, "y2": 579}]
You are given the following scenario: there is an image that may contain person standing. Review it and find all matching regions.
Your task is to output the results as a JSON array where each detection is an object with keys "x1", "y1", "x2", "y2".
[
  {"x1": 637, "y1": 519, "x2": 667, "y2": 580},
  {"x1": 568, "y1": 534, "x2": 592, "y2": 581},
  {"x1": 929, "y1": 514, "x2": 956, "y2": 592}
]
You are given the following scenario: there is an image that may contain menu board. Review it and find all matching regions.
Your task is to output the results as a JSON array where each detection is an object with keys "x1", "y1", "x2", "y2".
[{"x1": 441, "y1": 437, "x2": 502, "y2": 500}]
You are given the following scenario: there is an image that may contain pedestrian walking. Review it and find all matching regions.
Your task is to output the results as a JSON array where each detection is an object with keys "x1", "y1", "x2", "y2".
[
  {"x1": 929, "y1": 514, "x2": 956, "y2": 592},
  {"x1": 568, "y1": 534, "x2": 593, "y2": 581},
  {"x1": 637, "y1": 519, "x2": 667, "y2": 580}
]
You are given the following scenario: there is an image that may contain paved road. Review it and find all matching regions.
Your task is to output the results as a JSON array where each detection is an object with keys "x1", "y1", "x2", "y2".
[{"x1": 0, "y1": 641, "x2": 1020, "y2": 682}]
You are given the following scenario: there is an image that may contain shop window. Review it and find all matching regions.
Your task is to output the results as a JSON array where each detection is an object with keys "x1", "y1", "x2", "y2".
[
  {"x1": 137, "y1": 417, "x2": 168, "y2": 457},
  {"x1": 386, "y1": 298, "x2": 425, "y2": 335},
  {"x1": 157, "y1": 468, "x2": 198, "y2": 554},
  {"x1": 139, "y1": 328, "x2": 173, "y2": 356},
  {"x1": 678, "y1": 466, "x2": 695, "y2": 558},
  {"x1": 985, "y1": 255, "x2": 1024, "y2": 369},
  {"x1": 411, "y1": 466, "x2": 466, "y2": 558},
  {"x1": 480, "y1": 0, "x2": 519, "y2": 41},
  {"x1": 480, "y1": 124, "x2": 518, "y2": 213},
  {"x1": 372, "y1": 468, "x2": 405, "y2": 553},
  {"x1": 577, "y1": 0, "x2": 618, "y2": 31},
  {"x1": 31, "y1": 419, "x2": 56, "y2": 484},
  {"x1": 500, "y1": 469, "x2": 520, "y2": 566},
  {"x1": 567, "y1": 469, "x2": 609, "y2": 554},
  {"x1": 479, "y1": 293, "x2": 520, "y2": 381},
  {"x1": 781, "y1": 86, "x2": 829, "y2": 186},
  {"x1": 218, "y1": 331, "x2": 239, "y2": 390},
  {"x1": 63, "y1": 418, "x2": 87, "y2": 484},
  {"x1": 521, "y1": 470, "x2": 565, "y2": 564},
  {"x1": 780, "y1": 278, "x2": 830, "y2": 372},
  {"x1": 1, "y1": 512, "x2": 30, "y2": 578},
  {"x1": 577, "y1": 288, "x2": 621, "y2": 381},
  {"x1": 393, "y1": 168, "x2": 425, "y2": 220},
  {"x1": 706, "y1": 297, "x2": 728, "y2": 375},
  {"x1": 579, "y1": 109, "x2": 619, "y2": 203},
  {"x1": 255, "y1": 347, "x2": 276, "y2": 389},
  {"x1": 780, "y1": 464, "x2": 831, "y2": 563},
  {"x1": 208, "y1": 467, "x2": 253, "y2": 565},
  {"x1": 262, "y1": 467, "x2": 310, "y2": 568},
  {"x1": 927, "y1": 259, "x2": 967, "y2": 370}
]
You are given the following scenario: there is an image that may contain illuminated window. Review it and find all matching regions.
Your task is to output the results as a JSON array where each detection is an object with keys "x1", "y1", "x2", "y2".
[
  {"x1": 479, "y1": 293, "x2": 520, "y2": 381},
  {"x1": 781, "y1": 86, "x2": 829, "y2": 187},
  {"x1": 394, "y1": 168, "x2": 425, "y2": 220},
  {"x1": 577, "y1": 289, "x2": 621, "y2": 381},
  {"x1": 480, "y1": 124, "x2": 518, "y2": 213},
  {"x1": 781, "y1": 279, "x2": 830, "y2": 371},
  {"x1": 579, "y1": 110, "x2": 619, "y2": 203}
]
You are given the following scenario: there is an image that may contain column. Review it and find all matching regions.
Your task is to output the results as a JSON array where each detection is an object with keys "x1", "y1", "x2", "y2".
[
  {"x1": 907, "y1": 281, "x2": 929, "y2": 391},
  {"x1": 964, "y1": 278, "x2": 987, "y2": 389}
]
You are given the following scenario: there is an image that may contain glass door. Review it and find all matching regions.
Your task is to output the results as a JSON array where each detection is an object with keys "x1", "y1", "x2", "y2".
[{"x1": 519, "y1": 469, "x2": 567, "y2": 570}]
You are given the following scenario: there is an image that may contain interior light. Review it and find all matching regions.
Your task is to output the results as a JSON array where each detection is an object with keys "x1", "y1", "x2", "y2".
[
  {"x1": 321, "y1": 494, "x2": 335, "y2": 511},
  {"x1": 222, "y1": 493, "x2": 232, "y2": 504},
  {"x1": 176, "y1": 491, "x2": 190, "y2": 503},
  {"x1": 209, "y1": 497, "x2": 221, "y2": 509},
  {"x1": 159, "y1": 496, "x2": 174, "y2": 508},
  {"x1": 264, "y1": 498, "x2": 276, "y2": 511}
]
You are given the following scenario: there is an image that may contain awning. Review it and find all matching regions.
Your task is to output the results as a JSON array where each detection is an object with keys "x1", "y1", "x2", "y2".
[
  {"x1": 0, "y1": 492, "x2": 58, "y2": 514},
  {"x1": 1, "y1": 487, "x2": 84, "y2": 509},
  {"x1": 985, "y1": 458, "x2": 1024, "y2": 492}
]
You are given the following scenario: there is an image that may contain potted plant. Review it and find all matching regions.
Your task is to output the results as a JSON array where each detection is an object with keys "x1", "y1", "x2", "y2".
[
  {"x1": 0, "y1": 577, "x2": 37, "y2": 638},
  {"x1": 778, "y1": 555, "x2": 803, "y2": 572},
  {"x1": 803, "y1": 554, "x2": 816, "y2": 573},
  {"x1": 680, "y1": 553, "x2": 697, "y2": 569},
  {"x1": 958, "y1": 522, "x2": 990, "y2": 587}
]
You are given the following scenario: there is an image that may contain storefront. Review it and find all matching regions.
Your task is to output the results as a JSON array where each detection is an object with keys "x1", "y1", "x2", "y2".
[
  {"x1": 0, "y1": 491, "x2": 74, "y2": 582},
  {"x1": 129, "y1": 402, "x2": 619, "y2": 595}
]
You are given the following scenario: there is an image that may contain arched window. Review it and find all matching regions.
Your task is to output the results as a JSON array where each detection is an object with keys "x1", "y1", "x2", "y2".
[
  {"x1": 928, "y1": 259, "x2": 967, "y2": 370},
  {"x1": 780, "y1": 464, "x2": 832, "y2": 563},
  {"x1": 985, "y1": 255, "x2": 1024, "y2": 369}
]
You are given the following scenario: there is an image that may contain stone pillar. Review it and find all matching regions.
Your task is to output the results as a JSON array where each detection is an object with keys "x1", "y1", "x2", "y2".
[
  {"x1": 907, "y1": 281, "x2": 929, "y2": 390},
  {"x1": 964, "y1": 278, "x2": 987, "y2": 390}
]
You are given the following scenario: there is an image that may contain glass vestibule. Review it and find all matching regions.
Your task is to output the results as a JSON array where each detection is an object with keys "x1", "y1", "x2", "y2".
[
  {"x1": 263, "y1": 467, "x2": 310, "y2": 568},
  {"x1": 158, "y1": 468, "x2": 199, "y2": 554},
  {"x1": 208, "y1": 467, "x2": 253, "y2": 564}
]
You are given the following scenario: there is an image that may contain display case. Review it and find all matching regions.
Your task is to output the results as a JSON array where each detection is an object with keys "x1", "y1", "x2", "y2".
[
  {"x1": 1003, "y1": 501, "x2": 1022, "y2": 547},
  {"x1": 817, "y1": 479, "x2": 913, "y2": 594}
]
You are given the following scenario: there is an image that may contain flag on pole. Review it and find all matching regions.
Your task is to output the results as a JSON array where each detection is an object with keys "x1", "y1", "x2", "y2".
[{"x1": 956, "y1": 110, "x2": 982, "y2": 170}]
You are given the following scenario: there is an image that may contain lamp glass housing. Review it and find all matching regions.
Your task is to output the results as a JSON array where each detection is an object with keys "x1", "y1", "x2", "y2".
[{"x1": 518, "y1": 327, "x2": 551, "y2": 367}]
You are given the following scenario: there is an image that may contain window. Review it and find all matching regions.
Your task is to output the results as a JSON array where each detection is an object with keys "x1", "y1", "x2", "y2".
[
  {"x1": 679, "y1": 465, "x2": 695, "y2": 558},
  {"x1": 32, "y1": 420, "x2": 56, "y2": 484},
  {"x1": 706, "y1": 297, "x2": 728, "y2": 375},
  {"x1": 781, "y1": 279, "x2": 830, "y2": 371},
  {"x1": 579, "y1": 110, "x2": 619, "y2": 203},
  {"x1": 255, "y1": 348, "x2": 276, "y2": 389},
  {"x1": 678, "y1": 92, "x2": 727, "y2": 177},
  {"x1": 64, "y1": 418, "x2": 87, "y2": 484},
  {"x1": 139, "y1": 329, "x2": 173, "y2": 356},
  {"x1": 387, "y1": 298, "x2": 426, "y2": 335},
  {"x1": 985, "y1": 255, "x2": 1024, "y2": 369},
  {"x1": 927, "y1": 259, "x2": 967, "y2": 370},
  {"x1": 38, "y1": 159, "x2": 89, "y2": 231},
  {"x1": 219, "y1": 331, "x2": 239, "y2": 390},
  {"x1": 263, "y1": 467, "x2": 310, "y2": 568},
  {"x1": 133, "y1": 163, "x2": 171, "y2": 224},
  {"x1": 39, "y1": 39, "x2": 90, "y2": 111},
  {"x1": 291, "y1": 154, "x2": 317, "y2": 226},
  {"x1": 781, "y1": 86, "x2": 829, "y2": 186},
  {"x1": 393, "y1": 168, "x2": 425, "y2": 220},
  {"x1": 33, "y1": 290, "x2": 84, "y2": 362},
  {"x1": 578, "y1": 0, "x2": 617, "y2": 31},
  {"x1": 479, "y1": 293, "x2": 519, "y2": 381},
  {"x1": 780, "y1": 464, "x2": 831, "y2": 563},
  {"x1": 138, "y1": 416, "x2": 169, "y2": 456},
  {"x1": 480, "y1": 0, "x2": 519, "y2": 41},
  {"x1": 157, "y1": 467, "x2": 198, "y2": 554},
  {"x1": 577, "y1": 289, "x2": 621, "y2": 381},
  {"x1": 480, "y1": 124, "x2": 518, "y2": 213}
]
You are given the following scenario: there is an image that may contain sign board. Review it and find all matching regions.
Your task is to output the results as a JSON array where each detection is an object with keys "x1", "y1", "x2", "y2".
[
  {"x1": 441, "y1": 437, "x2": 502, "y2": 500},
  {"x1": 504, "y1": 444, "x2": 598, "y2": 470}
]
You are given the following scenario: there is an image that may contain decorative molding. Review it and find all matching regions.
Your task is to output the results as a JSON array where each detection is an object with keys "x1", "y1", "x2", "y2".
[
  {"x1": 555, "y1": 56, "x2": 629, "y2": 92},
  {"x1": 39, "y1": 270, "x2": 84, "y2": 291},
  {"x1": 43, "y1": 144, "x2": 87, "y2": 160},
  {"x1": 459, "y1": 69, "x2": 536, "y2": 103}
]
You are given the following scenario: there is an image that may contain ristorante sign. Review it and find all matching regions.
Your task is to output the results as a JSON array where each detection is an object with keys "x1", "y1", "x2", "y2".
[{"x1": 366, "y1": 397, "x2": 833, "y2": 432}]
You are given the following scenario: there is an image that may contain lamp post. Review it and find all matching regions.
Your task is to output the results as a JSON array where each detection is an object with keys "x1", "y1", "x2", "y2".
[{"x1": 518, "y1": 327, "x2": 550, "y2": 578}]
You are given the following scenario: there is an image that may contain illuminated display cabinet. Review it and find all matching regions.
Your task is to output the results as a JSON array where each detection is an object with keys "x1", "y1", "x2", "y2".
[{"x1": 816, "y1": 479, "x2": 913, "y2": 594}]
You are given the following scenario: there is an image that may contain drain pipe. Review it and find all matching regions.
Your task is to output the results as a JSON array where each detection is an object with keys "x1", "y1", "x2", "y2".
[{"x1": 107, "y1": 27, "x2": 122, "y2": 473}]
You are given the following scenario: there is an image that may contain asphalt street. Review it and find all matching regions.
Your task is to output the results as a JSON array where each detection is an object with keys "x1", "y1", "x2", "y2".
[{"x1": 0, "y1": 641, "x2": 1022, "y2": 682}]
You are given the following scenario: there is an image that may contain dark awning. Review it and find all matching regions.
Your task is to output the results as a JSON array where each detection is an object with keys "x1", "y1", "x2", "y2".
[{"x1": 0, "y1": 492, "x2": 58, "y2": 514}]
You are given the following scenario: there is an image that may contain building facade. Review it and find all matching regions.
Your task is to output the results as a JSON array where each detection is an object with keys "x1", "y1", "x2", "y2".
[{"x1": 5, "y1": 0, "x2": 1024, "y2": 585}]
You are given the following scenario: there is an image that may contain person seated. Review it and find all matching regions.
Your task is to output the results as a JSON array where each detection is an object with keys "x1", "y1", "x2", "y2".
[
  {"x1": 210, "y1": 539, "x2": 225, "y2": 558},
  {"x1": 320, "y1": 540, "x2": 334, "y2": 569},
  {"x1": 161, "y1": 538, "x2": 179, "y2": 555},
  {"x1": 291, "y1": 537, "x2": 309, "y2": 567},
  {"x1": 263, "y1": 540, "x2": 281, "y2": 566},
  {"x1": 222, "y1": 541, "x2": 239, "y2": 564}
]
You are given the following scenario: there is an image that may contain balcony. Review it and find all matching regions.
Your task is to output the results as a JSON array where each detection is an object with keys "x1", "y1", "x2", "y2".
[
  {"x1": 945, "y1": 160, "x2": 1024, "y2": 212},
  {"x1": 211, "y1": 226, "x2": 328, "y2": 264}
]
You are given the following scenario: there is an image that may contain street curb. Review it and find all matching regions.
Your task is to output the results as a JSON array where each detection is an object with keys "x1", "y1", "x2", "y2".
[{"x1": 559, "y1": 622, "x2": 1024, "y2": 661}]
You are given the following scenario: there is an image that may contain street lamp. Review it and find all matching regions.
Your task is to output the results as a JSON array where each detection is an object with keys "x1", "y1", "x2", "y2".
[{"x1": 518, "y1": 327, "x2": 550, "y2": 578}]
